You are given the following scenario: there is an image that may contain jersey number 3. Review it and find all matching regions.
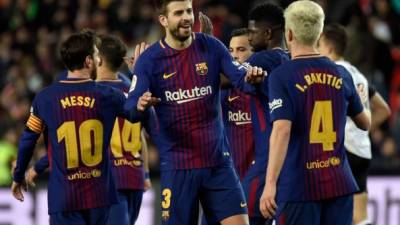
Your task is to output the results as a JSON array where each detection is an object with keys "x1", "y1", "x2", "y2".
[
  {"x1": 309, "y1": 101, "x2": 336, "y2": 151},
  {"x1": 57, "y1": 120, "x2": 103, "y2": 169}
]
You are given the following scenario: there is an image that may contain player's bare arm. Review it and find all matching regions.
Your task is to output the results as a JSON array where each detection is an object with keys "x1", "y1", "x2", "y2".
[
  {"x1": 141, "y1": 130, "x2": 152, "y2": 191},
  {"x1": 351, "y1": 110, "x2": 371, "y2": 131},
  {"x1": 370, "y1": 91, "x2": 391, "y2": 130},
  {"x1": 260, "y1": 119, "x2": 292, "y2": 219}
]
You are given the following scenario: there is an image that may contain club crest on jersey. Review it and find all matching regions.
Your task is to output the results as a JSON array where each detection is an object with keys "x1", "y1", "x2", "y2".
[{"x1": 195, "y1": 62, "x2": 208, "y2": 75}]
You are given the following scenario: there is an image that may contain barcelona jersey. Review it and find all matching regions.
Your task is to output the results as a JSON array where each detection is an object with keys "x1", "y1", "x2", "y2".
[
  {"x1": 14, "y1": 78, "x2": 140, "y2": 213},
  {"x1": 126, "y1": 33, "x2": 255, "y2": 170},
  {"x1": 268, "y1": 56, "x2": 363, "y2": 201}
]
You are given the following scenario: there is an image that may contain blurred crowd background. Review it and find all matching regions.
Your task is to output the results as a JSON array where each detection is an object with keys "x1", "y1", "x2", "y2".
[{"x1": 0, "y1": 0, "x2": 400, "y2": 187}]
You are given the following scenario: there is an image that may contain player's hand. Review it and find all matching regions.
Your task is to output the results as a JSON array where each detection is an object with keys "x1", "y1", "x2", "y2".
[
  {"x1": 199, "y1": 11, "x2": 213, "y2": 35},
  {"x1": 137, "y1": 92, "x2": 161, "y2": 111},
  {"x1": 144, "y1": 178, "x2": 152, "y2": 191},
  {"x1": 11, "y1": 181, "x2": 27, "y2": 202},
  {"x1": 25, "y1": 167, "x2": 38, "y2": 187},
  {"x1": 125, "y1": 42, "x2": 149, "y2": 71},
  {"x1": 259, "y1": 184, "x2": 277, "y2": 219},
  {"x1": 245, "y1": 66, "x2": 265, "y2": 84}
]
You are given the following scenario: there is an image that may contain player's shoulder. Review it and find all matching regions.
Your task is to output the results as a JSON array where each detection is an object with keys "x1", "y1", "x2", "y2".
[{"x1": 336, "y1": 60, "x2": 367, "y2": 83}]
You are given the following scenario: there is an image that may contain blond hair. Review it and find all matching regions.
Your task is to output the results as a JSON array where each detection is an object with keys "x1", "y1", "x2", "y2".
[{"x1": 284, "y1": 0, "x2": 325, "y2": 46}]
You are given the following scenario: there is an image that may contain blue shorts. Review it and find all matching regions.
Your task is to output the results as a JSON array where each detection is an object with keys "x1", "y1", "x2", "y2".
[
  {"x1": 160, "y1": 163, "x2": 247, "y2": 225},
  {"x1": 242, "y1": 169, "x2": 272, "y2": 225},
  {"x1": 49, "y1": 207, "x2": 109, "y2": 225},
  {"x1": 108, "y1": 190, "x2": 143, "y2": 225},
  {"x1": 275, "y1": 195, "x2": 353, "y2": 225}
]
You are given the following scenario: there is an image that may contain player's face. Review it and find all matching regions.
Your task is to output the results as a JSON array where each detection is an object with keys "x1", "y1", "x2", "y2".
[
  {"x1": 248, "y1": 20, "x2": 267, "y2": 52},
  {"x1": 164, "y1": 1, "x2": 194, "y2": 42},
  {"x1": 229, "y1": 35, "x2": 253, "y2": 64}
]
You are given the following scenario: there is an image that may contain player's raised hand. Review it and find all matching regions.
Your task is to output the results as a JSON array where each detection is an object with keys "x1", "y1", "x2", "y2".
[
  {"x1": 137, "y1": 92, "x2": 160, "y2": 111},
  {"x1": 125, "y1": 42, "x2": 149, "y2": 71},
  {"x1": 199, "y1": 11, "x2": 213, "y2": 35},
  {"x1": 25, "y1": 167, "x2": 38, "y2": 187},
  {"x1": 259, "y1": 184, "x2": 278, "y2": 219},
  {"x1": 245, "y1": 66, "x2": 265, "y2": 84},
  {"x1": 11, "y1": 181, "x2": 28, "y2": 202}
]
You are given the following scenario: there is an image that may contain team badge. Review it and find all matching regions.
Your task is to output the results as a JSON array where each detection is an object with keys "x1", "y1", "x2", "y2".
[{"x1": 195, "y1": 62, "x2": 208, "y2": 75}]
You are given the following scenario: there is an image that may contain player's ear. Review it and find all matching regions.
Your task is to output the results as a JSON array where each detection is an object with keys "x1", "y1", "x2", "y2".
[
  {"x1": 288, "y1": 29, "x2": 294, "y2": 42},
  {"x1": 159, "y1": 15, "x2": 168, "y2": 27},
  {"x1": 264, "y1": 28, "x2": 272, "y2": 40},
  {"x1": 84, "y1": 55, "x2": 92, "y2": 68}
]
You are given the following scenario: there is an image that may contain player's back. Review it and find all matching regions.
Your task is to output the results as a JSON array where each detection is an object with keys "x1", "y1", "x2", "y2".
[
  {"x1": 269, "y1": 56, "x2": 360, "y2": 201},
  {"x1": 32, "y1": 78, "x2": 127, "y2": 213},
  {"x1": 98, "y1": 79, "x2": 144, "y2": 190}
]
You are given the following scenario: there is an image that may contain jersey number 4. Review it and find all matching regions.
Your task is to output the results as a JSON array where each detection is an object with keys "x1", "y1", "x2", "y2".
[
  {"x1": 310, "y1": 101, "x2": 336, "y2": 151},
  {"x1": 110, "y1": 119, "x2": 142, "y2": 159}
]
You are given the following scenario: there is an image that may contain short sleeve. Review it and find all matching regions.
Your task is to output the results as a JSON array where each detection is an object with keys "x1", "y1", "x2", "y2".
[
  {"x1": 268, "y1": 70, "x2": 294, "y2": 121},
  {"x1": 341, "y1": 68, "x2": 364, "y2": 117}
]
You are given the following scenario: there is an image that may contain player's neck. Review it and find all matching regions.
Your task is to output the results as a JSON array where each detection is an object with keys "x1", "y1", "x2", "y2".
[
  {"x1": 165, "y1": 33, "x2": 192, "y2": 50},
  {"x1": 290, "y1": 44, "x2": 319, "y2": 59},
  {"x1": 96, "y1": 67, "x2": 118, "y2": 80},
  {"x1": 67, "y1": 69, "x2": 91, "y2": 79}
]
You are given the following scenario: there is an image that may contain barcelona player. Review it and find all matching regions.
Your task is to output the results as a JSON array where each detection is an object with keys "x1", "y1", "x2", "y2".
[
  {"x1": 221, "y1": 27, "x2": 255, "y2": 180},
  {"x1": 239, "y1": 3, "x2": 289, "y2": 225},
  {"x1": 11, "y1": 32, "x2": 143, "y2": 225},
  {"x1": 260, "y1": 1, "x2": 371, "y2": 225},
  {"x1": 125, "y1": 0, "x2": 264, "y2": 224},
  {"x1": 26, "y1": 34, "x2": 152, "y2": 225},
  {"x1": 318, "y1": 24, "x2": 391, "y2": 225}
]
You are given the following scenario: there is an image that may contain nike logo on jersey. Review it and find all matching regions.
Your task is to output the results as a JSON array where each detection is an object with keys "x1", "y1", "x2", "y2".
[
  {"x1": 228, "y1": 96, "x2": 239, "y2": 102},
  {"x1": 240, "y1": 202, "x2": 247, "y2": 208},
  {"x1": 163, "y1": 72, "x2": 176, "y2": 79}
]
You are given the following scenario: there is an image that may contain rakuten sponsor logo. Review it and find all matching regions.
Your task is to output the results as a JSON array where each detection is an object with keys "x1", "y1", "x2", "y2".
[
  {"x1": 165, "y1": 86, "x2": 212, "y2": 104},
  {"x1": 228, "y1": 110, "x2": 251, "y2": 125}
]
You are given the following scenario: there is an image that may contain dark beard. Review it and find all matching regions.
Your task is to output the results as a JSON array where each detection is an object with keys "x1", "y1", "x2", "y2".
[{"x1": 170, "y1": 27, "x2": 191, "y2": 42}]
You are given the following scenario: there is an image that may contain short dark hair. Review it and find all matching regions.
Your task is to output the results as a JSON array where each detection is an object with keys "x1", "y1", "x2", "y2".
[
  {"x1": 249, "y1": 3, "x2": 284, "y2": 28},
  {"x1": 322, "y1": 23, "x2": 347, "y2": 57},
  {"x1": 157, "y1": 0, "x2": 189, "y2": 15},
  {"x1": 98, "y1": 34, "x2": 127, "y2": 71},
  {"x1": 60, "y1": 31, "x2": 100, "y2": 71},
  {"x1": 231, "y1": 28, "x2": 248, "y2": 38}
]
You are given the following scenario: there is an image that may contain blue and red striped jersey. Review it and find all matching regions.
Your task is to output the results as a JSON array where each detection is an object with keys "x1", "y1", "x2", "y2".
[
  {"x1": 126, "y1": 33, "x2": 255, "y2": 170},
  {"x1": 221, "y1": 89, "x2": 254, "y2": 180},
  {"x1": 14, "y1": 78, "x2": 141, "y2": 213},
  {"x1": 268, "y1": 56, "x2": 363, "y2": 201},
  {"x1": 97, "y1": 79, "x2": 144, "y2": 190},
  {"x1": 245, "y1": 49, "x2": 290, "y2": 173}
]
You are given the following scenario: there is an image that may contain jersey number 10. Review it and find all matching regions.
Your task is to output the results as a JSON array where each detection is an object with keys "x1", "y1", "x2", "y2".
[{"x1": 57, "y1": 120, "x2": 103, "y2": 169}]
